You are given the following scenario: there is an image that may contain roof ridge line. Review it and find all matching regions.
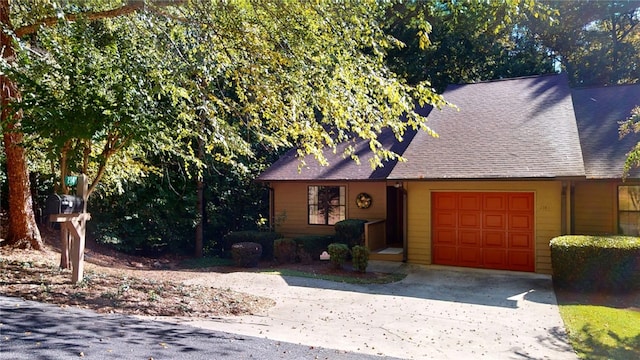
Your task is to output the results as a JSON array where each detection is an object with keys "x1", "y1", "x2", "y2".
[{"x1": 448, "y1": 72, "x2": 562, "y2": 87}]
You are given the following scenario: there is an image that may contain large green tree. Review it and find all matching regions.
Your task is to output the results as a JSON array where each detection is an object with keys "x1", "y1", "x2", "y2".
[
  {"x1": 3, "y1": 0, "x2": 452, "y2": 252},
  {"x1": 1, "y1": 0, "x2": 578, "y2": 256},
  {"x1": 2, "y1": 0, "x2": 192, "y2": 256},
  {"x1": 2, "y1": 0, "x2": 46, "y2": 249}
]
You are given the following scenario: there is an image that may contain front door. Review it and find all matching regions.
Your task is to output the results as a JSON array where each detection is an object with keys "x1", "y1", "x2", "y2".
[{"x1": 386, "y1": 186, "x2": 404, "y2": 248}]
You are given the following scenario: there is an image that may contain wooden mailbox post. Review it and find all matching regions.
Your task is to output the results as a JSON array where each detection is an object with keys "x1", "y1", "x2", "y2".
[{"x1": 49, "y1": 174, "x2": 90, "y2": 284}]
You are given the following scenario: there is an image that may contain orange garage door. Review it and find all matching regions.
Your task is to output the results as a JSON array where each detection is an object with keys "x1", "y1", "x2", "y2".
[{"x1": 432, "y1": 192, "x2": 535, "y2": 272}]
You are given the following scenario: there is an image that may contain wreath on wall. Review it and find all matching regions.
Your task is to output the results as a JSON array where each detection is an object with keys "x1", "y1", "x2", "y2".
[{"x1": 355, "y1": 192, "x2": 372, "y2": 209}]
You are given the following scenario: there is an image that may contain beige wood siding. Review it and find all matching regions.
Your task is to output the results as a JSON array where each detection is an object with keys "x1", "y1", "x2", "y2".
[
  {"x1": 406, "y1": 183, "x2": 431, "y2": 264},
  {"x1": 573, "y1": 181, "x2": 616, "y2": 234},
  {"x1": 406, "y1": 181, "x2": 563, "y2": 274},
  {"x1": 270, "y1": 181, "x2": 387, "y2": 238},
  {"x1": 348, "y1": 182, "x2": 387, "y2": 221},
  {"x1": 573, "y1": 180, "x2": 640, "y2": 235}
]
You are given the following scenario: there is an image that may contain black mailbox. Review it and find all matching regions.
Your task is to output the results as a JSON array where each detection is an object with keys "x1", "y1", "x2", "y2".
[{"x1": 46, "y1": 194, "x2": 84, "y2": 215}]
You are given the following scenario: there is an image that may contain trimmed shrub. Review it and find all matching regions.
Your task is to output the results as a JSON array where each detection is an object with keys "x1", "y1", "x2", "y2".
[
  {"x1": 274, "y1": 238, "x2": 298, "y2": 264},
  {"x1": 297, "y1": 245, "x2": 313, "y2": 265},
  {"x1": 293, "y1": 235, "x2": 334, "y2": 260},
  {"x1": 231, "y1": 242, "x2": 263, "y2": 268},
  {"x1": 223, "y1": 231, "x2": 280, "y2": 260},
  {"x1": 550, "y1": 235, "x2": 640, "y2": 292},
  {"x1": 335, "y1": 219, "x2": 367, "y2": 248},
  {"x1": 328, "y1": 243, "x2": 350, "y2": 269},
  {"x1": 352, "y1": 245, "x2": 370, "y2": 273}
]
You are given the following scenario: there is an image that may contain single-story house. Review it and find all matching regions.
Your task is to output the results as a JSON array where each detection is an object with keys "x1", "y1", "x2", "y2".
[{"x1": 257, "y1": 73, "x2": 640, "y2": 274}]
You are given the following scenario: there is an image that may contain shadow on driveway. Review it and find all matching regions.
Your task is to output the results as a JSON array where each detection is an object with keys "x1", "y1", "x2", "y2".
[{"x1": 281, "y1": 264, "x2": 558, "y2": 309}]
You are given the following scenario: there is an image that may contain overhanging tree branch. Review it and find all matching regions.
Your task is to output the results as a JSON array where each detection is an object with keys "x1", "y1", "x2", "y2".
[{"x1": 14, "y1": 0, "x2": 186, "y2": 38}]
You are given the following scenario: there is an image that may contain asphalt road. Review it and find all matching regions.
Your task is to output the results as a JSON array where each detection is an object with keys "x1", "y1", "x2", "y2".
[{"x1": 0, "y1": 296, "x2": 393, "y2": 360}]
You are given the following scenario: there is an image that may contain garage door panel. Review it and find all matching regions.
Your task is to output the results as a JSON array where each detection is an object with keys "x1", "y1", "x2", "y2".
[
  {"x1": 459, "y1": 212, "x2": 480, "y2": 228},
  {"x1": 459, "y1": 230, "x2": 481, "y2": 246},
  {"x1": 508, "y1": 251, "x2": 535, "y2": 272},
  {"x1": 509, "y1": 232, "x2": 532, "y2": 249},
  {"x1": 432, "y1": 192, "x2": 535, "y2": 272},
  {"x1": 483, "y1": 249, "x2": 508, "y2": 269},
  {"x1": 459, "y1": 247, "x2": 482, "y2": 266},
  {"x1": 434, "y1": 211, "x2": 456, "y2": 227},
  {"x1": 433, "y1": 246, "x2": 457, "y2": 264},
  {"x1": 433, "y1": 229, "x2": 456, "y2": 245},
  {"x1": 459, "y1": 193, "x2": 481, "y2": 210},
  {"x1": 434, "y1": 194, "x2": 457, "y2": 210},
  {"x1": 484, "y1": 212, "x2": 506, "y2": 229},
  {"x1": 483, "y1": 231, "x2": 506, "y2": 247},
  {"x1": 509, "y1": 213, "x2": 533, "y2": 231},
  {"x1": 484, "y1": 194, "x2": 507, "y2": 211},
  {"x1": 509, "y1": 194, "x2": 533, "y2": 212}
]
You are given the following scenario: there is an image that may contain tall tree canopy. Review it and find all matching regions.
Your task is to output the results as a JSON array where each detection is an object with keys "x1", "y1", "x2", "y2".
[
  {"x1": 530, "y1": 1, "x2": 640, "y2": 175},
  {"x1": 384, "y1": 0, "x2": 557, "y2": 91},
  {"x1": 529, "y1": 1, "x2": 640, "y2": 86},
  {"x1": 2, "y1": 0, "x2": 452, "y2": 249},
  {"x1": 3, "y1": 0, "x2": 639, "y2": 255},
  {"x1": 5, "y1": 0, "x2": 456, "y2": 186}
]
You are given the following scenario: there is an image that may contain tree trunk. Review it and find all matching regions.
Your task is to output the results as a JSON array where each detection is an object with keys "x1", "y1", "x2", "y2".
[
  {"x1": 194, "y1": 136, "x2": 204, "y2": 258},
  {"x1": 195, "y1": 177, "x2": 204, "y2": 258},
  {"x1": 1, "y1": 0, "x2": 43, "y2": 250}
]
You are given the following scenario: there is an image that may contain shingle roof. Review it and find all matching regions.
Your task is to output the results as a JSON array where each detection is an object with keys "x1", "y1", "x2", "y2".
[
  {"x1": 259, "y1": 74, "x2": 640, "y2": 182},
  {"x1": 257, "y1": 127, "x2": 418, "y2": 181},
  {"x1": 572, "y1": 84, "x2": 640, "y2": 179},
  {"x1": 389, "y1": 74, "x2": 586, "y2": 179}
]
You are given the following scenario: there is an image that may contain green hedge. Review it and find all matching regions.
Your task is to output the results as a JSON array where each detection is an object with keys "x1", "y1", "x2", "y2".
[
  {"x1": 231, "y1": 242, "x2": 262, "y2": 268},
  {"x1": 274, "y1": 238, "x2": 297, "y2": 264},
  {"x1": 550, "y1": 235, "x2": 640, "y2": 292},
  {"x1": 328, "y1": 243, "x2": 350, "y2": 269},
  {"x1": 334, "y1": 219, "x2": 367, "y2": 248},
  {"x1": 351, "y1": 245, "x2": 370, "y2": 273},
  {"x1": 293, "y1": 235, "x2": 334, "y2": 260},
  {"x1": 223, "y1": 231, "x2": 280, "y2": 260}
]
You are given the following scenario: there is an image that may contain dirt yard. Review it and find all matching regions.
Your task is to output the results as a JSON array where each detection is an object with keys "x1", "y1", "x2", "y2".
[{"x1": 0, "y1": 227, "x2": 389, "y2": 318}]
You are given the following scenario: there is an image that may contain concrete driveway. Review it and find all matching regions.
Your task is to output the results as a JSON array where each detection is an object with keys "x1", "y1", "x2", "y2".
[{"x1": 162, "y1": 262, "x2": 576, "y2": 360}]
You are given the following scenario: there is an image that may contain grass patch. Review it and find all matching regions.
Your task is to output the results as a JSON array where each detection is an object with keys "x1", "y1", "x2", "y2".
[
  {"x1": 257, "y1": 268, "x2": 407, "y2": 284},
  {"x1": 180, "y1": 257, "x2": 234, "y2": 268},
  {"x1": 558, "y1": 303, "x2": 640, "y2": 359}
]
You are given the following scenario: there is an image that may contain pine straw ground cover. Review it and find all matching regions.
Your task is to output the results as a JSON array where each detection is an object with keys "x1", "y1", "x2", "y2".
[
  {"x1": 0, "y1": 247, "x2": 274, "y2": 317},
  {"x1": 1, "y1": 226, "x2": 405, "y2": 318}
]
